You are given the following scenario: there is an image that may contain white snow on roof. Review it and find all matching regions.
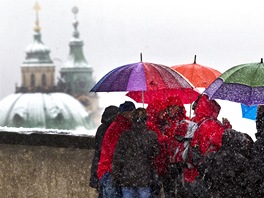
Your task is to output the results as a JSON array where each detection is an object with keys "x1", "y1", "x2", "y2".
[{"x1": 0, "y1": 126, "x2": 96, "y2": 137}]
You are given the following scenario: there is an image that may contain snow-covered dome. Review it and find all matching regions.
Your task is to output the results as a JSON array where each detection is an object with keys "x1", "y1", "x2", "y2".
[{"x1": 0, "y1": 93, "x2": 94, "y2": 131}]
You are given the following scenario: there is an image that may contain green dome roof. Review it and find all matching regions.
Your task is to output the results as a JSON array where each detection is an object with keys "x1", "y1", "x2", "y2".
[{"x1": 0, "y1": 93, "x2": 94, "y2": 132}]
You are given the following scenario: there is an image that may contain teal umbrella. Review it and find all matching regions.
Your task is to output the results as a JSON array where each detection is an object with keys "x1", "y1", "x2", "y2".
[{"x1": 205, "y1": 58, "x2": 264, "y2": 106}]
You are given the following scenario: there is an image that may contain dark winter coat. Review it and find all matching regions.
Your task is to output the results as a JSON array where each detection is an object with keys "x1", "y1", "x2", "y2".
[
  {"x1": 191, "y1": 129, "x2": 256, "y2": 198},
  {"x1": 112, "y1": 123, "x2": 159, "y2": 187},
  {"x1": 89, "y1": 105, "x2": 119, "y2": 189},
  {"x1": 255, "y1": 105, "x2": 264, "y2": 139},
  {"x1": 251, "y1": 133, "x2": 264, "y2": 197}
]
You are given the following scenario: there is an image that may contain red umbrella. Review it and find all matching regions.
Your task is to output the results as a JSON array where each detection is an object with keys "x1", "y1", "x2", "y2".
[
  {"x1": 171, "y1": 55, "x2": 221, "y2": 88},
  {"x1": 126, "y1": 88, "x2": 199, "y2": 104}
]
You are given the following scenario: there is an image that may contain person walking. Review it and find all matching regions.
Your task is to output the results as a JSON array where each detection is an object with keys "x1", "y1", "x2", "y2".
[
  {"x1": 146, "y1": 100, "x2": 169, "y2": 197},
  {"x1": 112, "y1": 107, "x2": 159, "y2": 198},
  {"x1": 97, "y1": 101, "x2": 135, "y2": 198},
  {"x1": 89, "y1": 105, "x2": 119, "y2": 198},
  {"x1": 177, "y1": 94, "x2": 231, "y2": 197},
  {"x1": 161, "y1": 96, "x2": 189, "y2": 198}
]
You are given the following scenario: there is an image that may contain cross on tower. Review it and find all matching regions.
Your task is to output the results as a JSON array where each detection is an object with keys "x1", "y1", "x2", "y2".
[{"x1": 33, "y1": 2, "x2": 41, "y2": 32}]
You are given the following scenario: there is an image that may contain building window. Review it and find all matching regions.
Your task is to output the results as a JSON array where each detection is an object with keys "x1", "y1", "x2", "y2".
[
  {"x1": 31, "y1": 74, "x2": 35, "y2": 87},
  {"x1": 42, "y1": 74, "x2": 47, "y2": 87}
]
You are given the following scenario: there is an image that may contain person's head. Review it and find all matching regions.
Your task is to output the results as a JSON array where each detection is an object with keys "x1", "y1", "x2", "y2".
[
  {"x1": 157, "y1": 108, "x2": 168, "y2": 121},
  {"x1": 193, "y1": 94, "x2": 220, "y2": 118},
  {"x1": 166, "y1": 96, "x2": 185, "y2": 119},
  {"x1": 132, "y1": 108, "x2": 147, "y2": 124},
  {"x1": 146, "y1": 99, "x2": 167, "y2": 124},
  {"x1": 118, "y1": 101, "x2": 136, "y2": 121},
  {"x1": 101, "y1": 105, "x2": 119, "y2": 124}
]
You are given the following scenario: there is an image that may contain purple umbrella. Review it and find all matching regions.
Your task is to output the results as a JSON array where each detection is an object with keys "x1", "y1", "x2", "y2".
[
  {"x1": 90, "y1": 61, "x2": 198, "y2": 104},
  {"x1": 90, "y1": 62, "x2": 195, "y2": 92}
]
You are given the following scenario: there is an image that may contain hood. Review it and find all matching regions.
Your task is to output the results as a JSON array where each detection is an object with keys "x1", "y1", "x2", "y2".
[
  {"x1": 146, "y1": 99, "x2": 167, "y2": 124},
  {"x1": 166, "y1": 96, "x2": 184, "y2": 107},
  {"x1": 194, "y1": 94, "x2": 220, "y2": 119},
  {"x1": 166, "y1": 96, "x2": 187, "y2": 120},
  {"x1": 101, "y1": 105, "x2": 119, "y2": 124}
]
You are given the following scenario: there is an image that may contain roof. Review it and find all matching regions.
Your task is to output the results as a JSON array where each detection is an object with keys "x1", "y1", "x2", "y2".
[
  {"x1": 0, "y1": 93, "x2": 94, "y2": 133},
  {"x1": 23, "y1": 32, "x2": 53, "y2": 65}
]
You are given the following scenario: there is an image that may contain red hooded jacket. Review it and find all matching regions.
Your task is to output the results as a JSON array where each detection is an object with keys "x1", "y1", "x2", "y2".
[
  {"x1": 97, "y1": 114, "x2": 132, "y2": 180},
  {"x1": 146, "y1": 100, "x2": 168, "y2": 176},
  {"x1": 184, "y1": 95, "x2": 231, "y2": 182},
  {"x1": 191, "y1": 95, "x2": 225, "y2": 154},
  {"x1": 163, "y1": 97, "x2": 189, "y2": 164}
]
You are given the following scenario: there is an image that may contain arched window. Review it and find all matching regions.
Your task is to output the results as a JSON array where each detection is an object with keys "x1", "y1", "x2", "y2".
[
  {"x1": 41, "y1": 74, "x2": 47, "y2": 87},
  {"x1": 30, "y1": 74, "x2": 35, "y2": 87},
  {"x1": 13, "y1": 114, "x2": 24, "y2": 127}
]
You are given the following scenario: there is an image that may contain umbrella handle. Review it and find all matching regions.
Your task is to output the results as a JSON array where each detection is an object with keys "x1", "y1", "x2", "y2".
[
  {"x1": 142, "y1": 91, "x2": 145, "y2": 108},
  {"x1": 189, "y1": 103, "x2": 192, "y2": 118}
]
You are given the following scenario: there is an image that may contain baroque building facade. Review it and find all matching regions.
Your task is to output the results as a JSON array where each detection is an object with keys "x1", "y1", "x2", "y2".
[{"x1": 0, "y1": 3, "x2": 100, "y2": 131}]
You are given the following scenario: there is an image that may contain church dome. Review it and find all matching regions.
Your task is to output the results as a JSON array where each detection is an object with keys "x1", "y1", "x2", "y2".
[{"x1": 0, "y1": 93, "x2": 94, "y2": 132}]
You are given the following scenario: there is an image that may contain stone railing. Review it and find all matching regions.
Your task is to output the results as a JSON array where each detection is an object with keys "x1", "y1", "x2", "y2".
[{"x1": 0, "y1": 129, "x2": 98, "y2": 198}]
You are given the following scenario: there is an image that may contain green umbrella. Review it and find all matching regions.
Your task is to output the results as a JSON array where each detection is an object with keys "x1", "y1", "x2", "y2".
[{"x1": 204, "y1": 58, "x2": 264, "y2": 106}]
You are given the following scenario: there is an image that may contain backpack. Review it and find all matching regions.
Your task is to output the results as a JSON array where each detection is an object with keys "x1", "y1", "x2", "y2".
[
  {"x1": 172, "y1": 120, "x2": 198, "y2": 163},
  {"x1": 176, "y1": 118, "x2": 222, "y2": 165}
]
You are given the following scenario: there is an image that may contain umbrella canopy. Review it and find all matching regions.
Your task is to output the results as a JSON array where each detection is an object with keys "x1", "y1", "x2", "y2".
[
  {"x1": 204, "y1": 58, "x2": 264, "y2": 106},
  {"x1": 90, "y1": 62, "x2": 195, "y2": 92},
  {"x1": 126, "y1": 88, "x2": 199, "y2": 104},
  {"x1": 171, "y1": 55, "x2": 221, "y2": 88},
  {"x1": 241, "y1": 104, "x2": 257, "y2": 120}
]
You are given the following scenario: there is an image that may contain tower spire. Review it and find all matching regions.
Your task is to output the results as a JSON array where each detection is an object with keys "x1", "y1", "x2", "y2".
[
  {"x1": 62, "y1": 6, "x2": 89, "y2": 68},
  {"x1": 23, "y1": 2, "x2": 53, "y2": 65},
  {"x1": 33, "y1": 2, "x2": 41, "y2": 33},
  {"x1": 72, "y1": 6, "x2": 80, "y2": 38}
]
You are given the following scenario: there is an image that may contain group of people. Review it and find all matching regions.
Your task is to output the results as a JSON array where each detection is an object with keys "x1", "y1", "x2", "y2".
[{"x1": 89, "y1": 94, "x2": 264, "y2": 198}]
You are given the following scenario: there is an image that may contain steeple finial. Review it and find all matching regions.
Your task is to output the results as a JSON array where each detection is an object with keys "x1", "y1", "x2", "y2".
[
  {"x1": 33, "y1": 2, "x2": 41, "y2": 33},
  {"x1": 72, "y1": 6, "x2": 80, "y2": 38}
]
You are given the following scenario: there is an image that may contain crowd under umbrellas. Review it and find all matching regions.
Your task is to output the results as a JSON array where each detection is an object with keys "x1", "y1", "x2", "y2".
[{"x1": 89, "y1": 55, "x2": 264, "y2": 197}]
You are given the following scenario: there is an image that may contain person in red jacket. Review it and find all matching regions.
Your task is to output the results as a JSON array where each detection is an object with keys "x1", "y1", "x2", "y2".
[
  {"x1": 178, "y1": 94, "x2": 232, "y2": 197},
  {"x1": 146, "y1": 99, "x2": 169, "y2": 197},
  {"x1": 147, "y1": 96, "x2": 190, "y2": 198},
  {"x1": 161, "y1": 96, "x2": 190, "y2": 198},
  {"x1": 98, "y1": 101, "x2": 135, "y2": 198}
]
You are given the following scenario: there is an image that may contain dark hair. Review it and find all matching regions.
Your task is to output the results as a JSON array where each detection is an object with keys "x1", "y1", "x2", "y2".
[
  {"x1": 132, "y1": 108, "x2": 147, "y2": 124},
  {"x1": 119, "y1": 101, "x2": 136, "y2": 112}
]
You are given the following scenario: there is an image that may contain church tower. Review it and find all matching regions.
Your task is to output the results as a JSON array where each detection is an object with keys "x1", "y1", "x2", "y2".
[
  {"x1": 18, "y1": 2, "x2": 55, "y2": 93},
  {"x1": 5, "y1": 3, "x2": 95, "y2": 131},
  {"x1": 60, "y1": 7, "x2": 100, "y2": 126},
  {"x1": 60, "y1": 7, "x2": 95, "y2": 96}
]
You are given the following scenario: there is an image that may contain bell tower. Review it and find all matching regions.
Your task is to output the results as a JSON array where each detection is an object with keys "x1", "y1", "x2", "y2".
[{"x1": 18, "y1": 2, "x2": 55, "y2": 93}]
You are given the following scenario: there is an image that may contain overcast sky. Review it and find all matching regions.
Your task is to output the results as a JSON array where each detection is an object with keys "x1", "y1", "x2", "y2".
[{"x1": 0, "y1": 0, "x2": 263, "y2": 139}]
